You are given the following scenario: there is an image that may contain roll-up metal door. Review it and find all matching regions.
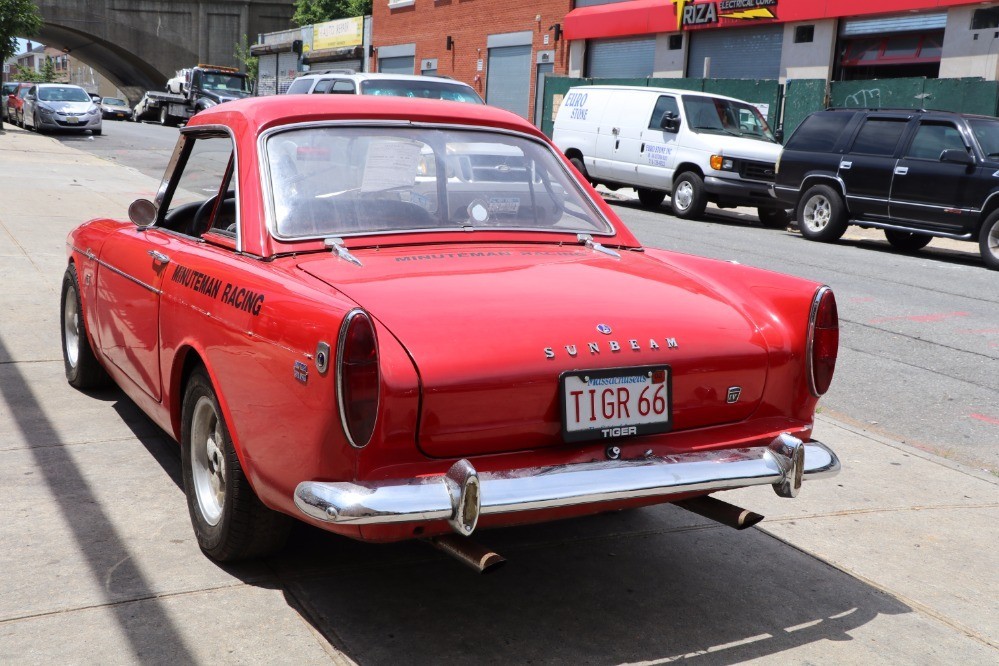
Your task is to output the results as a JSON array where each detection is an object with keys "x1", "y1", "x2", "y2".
[
  {"x1": 277, "y1": 51, "x2": 300, "y2": 94},
  {"x1": 310, "y1": 58, "x2": 361, "y2": 73},
  {"x1": 841, "y1": 13, "x2": 946, "y2": 36},
  {"x1": 258, "y1": 54, "x2": 277, "y2": 96},
  {"x1": 486, "y1": 44, "x2": 532, "y2": 118},
  {"x1": 379, "y1": 56, "x2": 415, "y2": 75},
  {"x1": 586, "y1": 37, "x2": 655, "y2": 78},
  {"x1": 574, "y1": 0, "x2": 634, "y2": 6},
  {"x1": 687, "y1": 25, "x2": 783, "y2": 79}
]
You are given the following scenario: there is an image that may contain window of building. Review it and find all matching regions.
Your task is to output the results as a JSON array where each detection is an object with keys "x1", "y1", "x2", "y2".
[
  {"x1": 972, "y1": 7, "x2": 999, "y2": 30},
  {"x1": 668, "y1": 34, "x2": 683, "y2": 51},
  {"x1": 794, "y1": 25, "x2": 815, "y2": 44}
]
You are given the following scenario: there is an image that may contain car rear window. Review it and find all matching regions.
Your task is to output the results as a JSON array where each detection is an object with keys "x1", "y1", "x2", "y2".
[
  {"x1": 784, "y1": 112, "x2": 852, "y2": 152},
  {"x1": 285, "y1": 77, "x2": 314, "y2": 94},
  {"x1": 265, "y1": 125, "x2": 610, "y2": 239}
]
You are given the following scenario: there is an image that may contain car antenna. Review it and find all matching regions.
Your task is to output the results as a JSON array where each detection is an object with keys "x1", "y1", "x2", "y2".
[
  {"x1": 577, "y1": 233, "x2": 620, "y2": 258},
  {"x1": 324, "y1": 237, "x2": 363, "y2": 266}
]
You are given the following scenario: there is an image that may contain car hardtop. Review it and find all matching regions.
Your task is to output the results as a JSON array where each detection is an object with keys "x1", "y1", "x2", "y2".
[
  {"x1": 287, "y1": 71, "x2": 482, "y2": 99},
  {"x1": 184, "y1": 95, "x2": 639, "y2": 257},
  {"x1": 570, "y1": 84, "x2": 761, "y2": 108}
]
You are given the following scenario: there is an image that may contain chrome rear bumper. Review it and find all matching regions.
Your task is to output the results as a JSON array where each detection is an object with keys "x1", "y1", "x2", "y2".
[{"x1": 294, "y1": 434, "x2": 839, "y2": 536}]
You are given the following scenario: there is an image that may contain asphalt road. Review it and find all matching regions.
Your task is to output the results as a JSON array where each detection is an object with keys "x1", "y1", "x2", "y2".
[{"x1": 55, "y1": 120, "x2": 999, "y2": 474}]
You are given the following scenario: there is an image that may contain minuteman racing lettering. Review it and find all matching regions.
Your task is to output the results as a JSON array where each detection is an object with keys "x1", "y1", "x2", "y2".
[{"x1": 171, "y1": 264, "x2": 265, "y2": 316}]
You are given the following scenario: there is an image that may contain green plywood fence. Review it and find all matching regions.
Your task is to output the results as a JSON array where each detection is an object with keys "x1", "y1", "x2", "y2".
[
  {"x1": 782, "y1": 79, "x2": 827, "y2": 136},
  {"x1": 829, "y1": 77, "x2": 999, "y2": 116}
]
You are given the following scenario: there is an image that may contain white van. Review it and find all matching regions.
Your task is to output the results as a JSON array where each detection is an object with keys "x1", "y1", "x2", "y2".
[{"x1": 553, "y1": 85, "x2": 789, "y2": 227}]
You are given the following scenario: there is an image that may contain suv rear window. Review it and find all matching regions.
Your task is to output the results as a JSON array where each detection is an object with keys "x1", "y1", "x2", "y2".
[{"x1": 785, "y1": 113, "x2": 852, "y2": 152}]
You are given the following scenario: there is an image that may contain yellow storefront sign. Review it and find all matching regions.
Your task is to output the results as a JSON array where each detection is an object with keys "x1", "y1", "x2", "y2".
[{"x1": 313, "y1": 17, "x2": 364, "y2": 50}]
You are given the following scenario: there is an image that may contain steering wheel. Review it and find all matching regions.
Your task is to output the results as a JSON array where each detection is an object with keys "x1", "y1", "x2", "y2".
[{"x1": 191, "y1": 191, "x2": 235, "y2": 236}]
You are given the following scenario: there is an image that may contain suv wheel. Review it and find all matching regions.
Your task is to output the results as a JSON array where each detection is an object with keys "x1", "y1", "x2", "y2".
[
  {"x1": 671, "y1": 172, "x2": 707, "y2": 219},
  {"x1": 798, "y1": 184, "x2": 847, "y2": 242},
  {"x1": 884, "y1": 230, "x2": 931, "y2": 253},
  {"x1": 979, "y1": 210, "x2": 999, "y2": 270}
]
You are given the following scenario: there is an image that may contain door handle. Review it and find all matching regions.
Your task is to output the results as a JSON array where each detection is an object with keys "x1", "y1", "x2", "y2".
[
  {"x1": 894, "y1": 166, "x2": 909, "y2": 175},
  {"x1": 147, "y1": 250, "x2": 170, "y2": 265},
  {"x1": 611, "y1": 127, "x2": 620, "y2": 135},
  {"x1": 839, "y1": 161, "x2": 852, "y2": 170}
]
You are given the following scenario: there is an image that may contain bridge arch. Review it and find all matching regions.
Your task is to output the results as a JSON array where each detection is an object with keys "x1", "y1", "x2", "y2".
[{"x1": 34, "y1": 1, "x2": 295, "y2": 104}]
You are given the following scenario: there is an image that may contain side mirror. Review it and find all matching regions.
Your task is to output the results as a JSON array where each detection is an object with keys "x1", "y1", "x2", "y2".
[
  {"x1": 774, "y1": 128, "x2": 784, "y2": 144},
  {"x1": 659, "y1": 112, "x2": 680, "y2": 133},
  {"x1": 128, "y1": 198, "x2": 157, "y2": 227},
  {"x1": 939, "y1": 149, "x2": 974, "y2": 165}
]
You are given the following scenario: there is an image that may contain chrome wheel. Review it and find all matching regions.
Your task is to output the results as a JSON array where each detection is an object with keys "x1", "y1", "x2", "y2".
[
  {"x1": 988, "y1": 223, "x2": 999, "y2": 260},
  {"x1": 63, "y1": 284, "x2": 80, "y2": 369},
  {"x1": 673, "y1": 181, "x2": 693, "y2": 212},
  {"x1": 190, "y1": 396, "x2": 226, "y2": 526},
  {"x1": 802, "y1": 194, "x2": 832, "y2": 233}
]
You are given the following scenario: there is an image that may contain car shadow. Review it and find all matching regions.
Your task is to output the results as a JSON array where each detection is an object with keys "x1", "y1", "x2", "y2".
[
  {"x1": 261, "y1": 505, "x2": 910, "y2": 665},
  {"x1": 606, "y1": 197, "x2": 775, "y2": 231},
  {"x1": 835, "y1": 236, "x2": 984, "y2": 270}
]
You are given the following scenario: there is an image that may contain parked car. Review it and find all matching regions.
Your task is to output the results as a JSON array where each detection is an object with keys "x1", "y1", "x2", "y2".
[
  {"x1": 552, "y1": 85, "x2": 789, "y2": 227},
  {"x1": 1, "y1": 81, "x2": 21, "y2": 121},
  {"x1": 23, "y1": 83, "x2": 102, "y2": 135},
  {"x1": 100, "y1": 96, "x2": 131, "y2": 120},
  {"x1": 5, "y1": 82, "x2": 33, "y2": 127},
  {"x1": 285, "y1": 71, "x2": 483, "y2": 104},
  {"x1": 772, "y1": 108, "x2": 999, "y2": 270},
  {"x1": 61, "y1": 95, "x2": 840, "y2": 569},
  {"x1": 131, "y1": 93, "x2": 158, "y2": 122}
]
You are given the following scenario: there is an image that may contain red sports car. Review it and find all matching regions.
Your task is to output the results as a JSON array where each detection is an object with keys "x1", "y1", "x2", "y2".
[{"x1": 62, "y1": 96, "x2": 840, "y2": 571}]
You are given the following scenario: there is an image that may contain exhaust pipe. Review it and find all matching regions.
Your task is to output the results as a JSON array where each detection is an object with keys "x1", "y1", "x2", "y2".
[
  {"x1": 674, "y1": 495, "x2": 764, "y2": 530},
  {"x1": 428, "y1": 534, "x2": 506, "y2": 574}
]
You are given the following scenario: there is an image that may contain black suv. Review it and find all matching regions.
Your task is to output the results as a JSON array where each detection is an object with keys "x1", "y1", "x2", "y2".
[{"x1": 772, "y1": 108, "x2": 999, "y2": 269}]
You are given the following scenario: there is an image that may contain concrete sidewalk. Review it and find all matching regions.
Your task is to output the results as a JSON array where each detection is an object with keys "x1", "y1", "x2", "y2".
[{"x1": 0, "y1": 127, "x2": 996, "y2": 663}]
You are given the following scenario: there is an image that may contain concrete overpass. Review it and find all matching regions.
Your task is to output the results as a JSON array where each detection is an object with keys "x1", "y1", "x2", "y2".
[{"x1": 33, "y1": 0, "x2": 296, "y2": 104}]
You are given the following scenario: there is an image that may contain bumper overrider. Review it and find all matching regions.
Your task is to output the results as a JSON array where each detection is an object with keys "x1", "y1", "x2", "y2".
[{"x1": 294, "y1": 434, "x2": 839, "y2": 537}]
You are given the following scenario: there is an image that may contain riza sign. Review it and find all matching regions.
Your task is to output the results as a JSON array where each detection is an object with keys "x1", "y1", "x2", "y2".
[{"x1": 673, "y1": 0, "x2": 778, "y2": 30}]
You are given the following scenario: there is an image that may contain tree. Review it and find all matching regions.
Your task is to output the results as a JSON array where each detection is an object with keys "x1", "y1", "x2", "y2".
[
  {"x1": 0, "y1": 0, "x2": 42, "y2": 64},
  {"x1": 292, "y1": 0, "x2": 372, "y2": 27},
  {"x1": 234, "y1": 35, "x2": 258, "y2": 91}
]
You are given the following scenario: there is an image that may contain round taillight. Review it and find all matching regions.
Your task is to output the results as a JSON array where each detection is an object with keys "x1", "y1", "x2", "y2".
[
  {"x1": 807, "y1": 287, "x2": 839, "y2": 397},
  {"x1": 336, "y1": 309, "x2": 379, "y2": 448}
]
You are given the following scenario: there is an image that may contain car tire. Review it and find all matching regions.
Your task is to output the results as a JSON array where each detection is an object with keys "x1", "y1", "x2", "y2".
[
  {"x1": 797, "y1": 184, "x2": 848, "y2": 242},
  {"x1": 670, "y1": 172, "x2": 707, "y2": 219},
  {"x1": 181, "y1": 367, "x2": 291, "y2": 561},
  {"x1": 61, "y1": 264, "x2": 112, "y2": 390},
  {"x1": 93, "y1": 128, "x2": 102, "y2": 136},
  {"x1": 569, "y1": 156, "x2": 594, "y2": 185},
  {"x1": 979, "y1": 210, "x2": 999, "y2": 270},
  {"x1": 884, "y1": 229, "x2": 931, "y2": 252},
  {"x1": 757, "y1": 207, "x2": 792, "y2": 229},
  {"x1": 637, "y1": 188, "x2": 667, "y2": 208},
  {"x1": 160, "y1": 107, "x2": 175, "y2": 127}
]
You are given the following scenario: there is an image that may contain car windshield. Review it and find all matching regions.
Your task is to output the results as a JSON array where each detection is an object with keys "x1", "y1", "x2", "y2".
[
  {"x1": 201, "y1": 73, "x2": 249, "y2": 93},
  {"x1": 265, "y1": 126, "x2": 611, "y2": 239},
  {"x1": 968, "y1": 118, "x2": 999, "y2": 158},
  {"x1": 103, "y1": 97, "x2": 127, "y2": 106},
  {"x1": 38, "y1": 86, "x2": 91, "y2": 102},
  {"x1": 682, "y1": 95, "x2": 776, "y2": 142},
  {"x1": 359, "y1": 79, "x2": 483, "y2": 104}
]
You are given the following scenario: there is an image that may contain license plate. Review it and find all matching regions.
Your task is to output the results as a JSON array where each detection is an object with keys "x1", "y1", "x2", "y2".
[
  {"x1": 66, "y1": 116, "x2": 79, "y2": 124},
  {"x1": 560, "y1": 365, "x2": 672, "y2": 443}
]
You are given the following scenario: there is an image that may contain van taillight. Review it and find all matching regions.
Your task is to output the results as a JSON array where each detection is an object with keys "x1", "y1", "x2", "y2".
[
  {"x1": 336, "y1": 309, "x2": 379, "y2": 448},
  {"x1": 807, "y1": 287, "x2": 838, "y2": 397}
]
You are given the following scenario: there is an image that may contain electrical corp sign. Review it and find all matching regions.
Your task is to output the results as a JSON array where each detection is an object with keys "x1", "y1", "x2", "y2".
[{"x1": 673, "y1": 0, "x2": 778, "y2": 30}]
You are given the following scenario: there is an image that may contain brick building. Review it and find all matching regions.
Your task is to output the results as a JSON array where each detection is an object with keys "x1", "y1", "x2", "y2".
[{"x1": 370, "y1": 0, "x2": 572, "y2": 123}]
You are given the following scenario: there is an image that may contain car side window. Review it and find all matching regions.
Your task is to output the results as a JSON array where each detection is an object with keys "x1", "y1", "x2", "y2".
[
  {"x1": 905, "y1": 123, "x2": 967, "y2": 160},
  {"x1": 285, "y1": 77, "x2": 313, "y2": 94},
  {"x1": 159, "y1": 134, "x2": 237, "y2": 240},
  {"x1": 849, "y1": 118, "x2": 908, "y2": 156},
  {"x1": 312, "y1": 79, "x2": 334, "y2": 94},
  {"x1": 328, "y1": 80, "x2": 356, "y2": 94},
  {"x1": 648, "y1": 95, "x2": 679, "y2": 130}
]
